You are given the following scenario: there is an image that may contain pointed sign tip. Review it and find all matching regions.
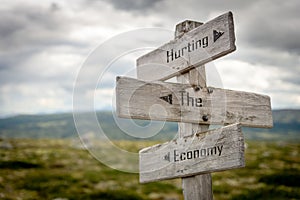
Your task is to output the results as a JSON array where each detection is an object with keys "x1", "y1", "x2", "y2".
[
  {"x1": 159, "y1": 94, "x2": 173, "y2": 104},
  {"x1": 213, "y1": 30, "x2": 225, "y2": 42}
]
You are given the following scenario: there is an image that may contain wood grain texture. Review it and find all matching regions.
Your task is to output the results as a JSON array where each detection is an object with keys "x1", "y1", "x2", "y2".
[
  {"x1": 182, "y1": 174, "x2": 212, "y2": 200},
  {"x1": 175, "y1": 21, "x2": 213, "y2": 199},
  {"x1": 139, "y1": 123, "x2": 245, "y2": 183},
  {"x1": 136, "y1": 12, "x2": 236, "y2": 81},
  {"x1": 116, "y1": 76, "x2": 273, "y2": 128},
  {"x1": 178, "y1": 67, "x2": 213, "y2": 200}
]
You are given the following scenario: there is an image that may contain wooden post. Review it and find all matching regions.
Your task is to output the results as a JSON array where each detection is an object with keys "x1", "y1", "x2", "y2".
[{"x1": 175, "y1": 20, "x2": 213, "y2": 200}]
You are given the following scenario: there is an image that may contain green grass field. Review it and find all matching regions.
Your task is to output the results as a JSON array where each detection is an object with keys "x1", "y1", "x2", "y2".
[{"x1": 0, "y1": 138, "x2": 299, "y2": 200}]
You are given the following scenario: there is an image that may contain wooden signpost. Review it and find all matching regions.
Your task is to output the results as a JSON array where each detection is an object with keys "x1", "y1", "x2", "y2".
[
  {"x1": 115, "y1": 11, "x2": 273, "y2": 200},
  {"x1": 140, "y1": 123, "x2": 244, "y2": 183},
  {"x1": 116, "y1": 76, "x2": 273, "y2": 128},
  {"x1": 137, "y1": 12, "x2": 236, "y2": 81}
]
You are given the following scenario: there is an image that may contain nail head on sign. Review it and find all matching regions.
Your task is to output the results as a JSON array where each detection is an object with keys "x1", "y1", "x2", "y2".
[{"x1": 202, "y1": 115, "x2": 209, "y2": 122}]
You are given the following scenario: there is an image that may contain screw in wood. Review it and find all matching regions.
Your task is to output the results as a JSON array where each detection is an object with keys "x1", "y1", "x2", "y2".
[
  {"x1": 202, "y1": 115, "x2": 209, "y2": 122},
  {"x1": 207, "y1": 87, "x2": 213, "y2": 94},
  {"x1": 193, "y1": 86, "x2": 201, "y2": 91}
]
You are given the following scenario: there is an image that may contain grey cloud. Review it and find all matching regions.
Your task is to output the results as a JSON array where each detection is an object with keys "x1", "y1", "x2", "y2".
[
  {"x1": 237, "y1": 0, "x2": 300, "y2": 54},
  {"x1": 0, "y1": 3, "x2": 80, "y2": 51},
  {"x1": 151, "y1": 0, "x2": 254, "y2": 26},
  {"x1": 282, "y1": 74, "x2": 300, "y2": 87},
  {"x1": 50, "y1": 2, "x2": 60, "y2": 12},
  {"x1": 101, "y1": 0, "x2": 163, "y2": 12},
  {"x1": 0, "y1": 61, "x2": 72, "y2": 88},
  {"x1": 0, "y1": 3, "x2": 88, "y2": 93}
]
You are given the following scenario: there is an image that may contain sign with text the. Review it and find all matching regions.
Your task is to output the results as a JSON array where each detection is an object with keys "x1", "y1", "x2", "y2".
[
  {"x1": 116, "y1": 76, "x2": 273, "y2": 128},
  {"x1": 137, "y1": 12, "x2": 236, "y2": 81},
  {"x1": 139, "y1": 123, "x2": 244, "y2": 183}
]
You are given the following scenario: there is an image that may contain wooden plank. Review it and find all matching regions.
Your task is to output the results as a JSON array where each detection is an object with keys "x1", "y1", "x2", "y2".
[
  {"x1": 139, "y1": 123, "x2": 245, "y2": 183},
  {"x1": 137, "y1": 12, "x2": 236, "y2": 81},
  {"x1": 116, "y1": 76, "x2": 273, "y2": 128}
]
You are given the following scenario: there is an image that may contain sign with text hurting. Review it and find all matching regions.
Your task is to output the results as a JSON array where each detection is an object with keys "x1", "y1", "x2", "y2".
[{"x1": 137, "y1": 12, "x2": 236, "y2": 81}]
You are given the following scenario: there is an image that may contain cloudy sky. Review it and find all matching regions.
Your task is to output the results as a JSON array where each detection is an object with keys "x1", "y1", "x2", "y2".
[{"x1": 0, "y1": 0, "x2": 299, "y2": 117}]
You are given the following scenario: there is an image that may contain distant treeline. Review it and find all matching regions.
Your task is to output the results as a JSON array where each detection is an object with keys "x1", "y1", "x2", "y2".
[{"x1": 0, "y1": 110, "x2": 299, "y2": 141}]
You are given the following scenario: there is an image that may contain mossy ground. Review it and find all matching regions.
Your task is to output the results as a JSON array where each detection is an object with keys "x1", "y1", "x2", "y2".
[{"x1": 0, "y1": 139, "x2": 299, "y2": 199}]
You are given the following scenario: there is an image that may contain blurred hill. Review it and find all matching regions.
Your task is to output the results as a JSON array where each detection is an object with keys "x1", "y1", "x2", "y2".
[
  {"x1": 0, "y1": 112, "x2": 177, "y2": 140},
  {"x1": 243, "y1": 109, "x2": 300, "y2": 141},
  {"x1": 0, "y1": 110, "x2": 299, "y2": 141}
]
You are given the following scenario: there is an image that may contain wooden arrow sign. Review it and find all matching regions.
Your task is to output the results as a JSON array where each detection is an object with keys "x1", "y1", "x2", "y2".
[
  {"x1": 116, "y1": 76, "x2": 273, "y2": 128},
  {"x1": 137, "y1": 12, "x2": 236, "y2": 81},
  {"x1": 139, "y1": 123, "x2": 245, "y2": 183}
]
